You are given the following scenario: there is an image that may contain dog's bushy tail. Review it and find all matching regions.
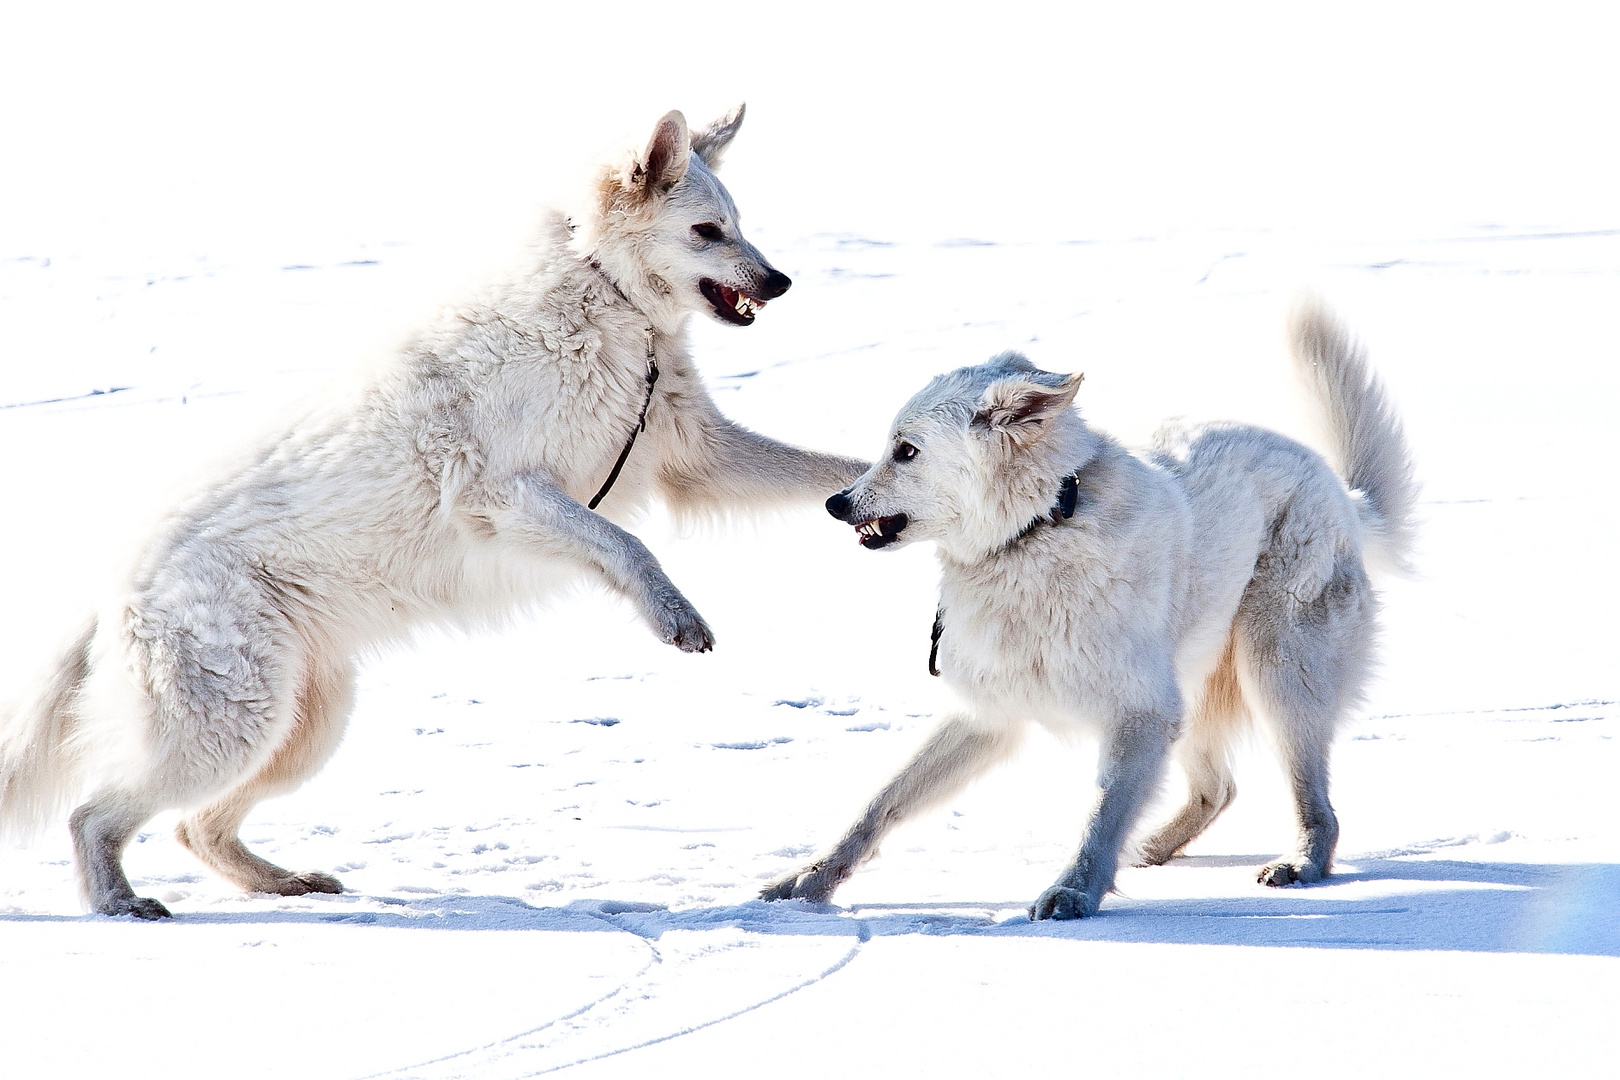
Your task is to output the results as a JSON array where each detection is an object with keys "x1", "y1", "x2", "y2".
[
  {"x1": 1291, "y1": 303, "x2": 1419, "y2": 572},
  {"x1": 0, "y1": 619, "x2": 94, "y2": 841}
]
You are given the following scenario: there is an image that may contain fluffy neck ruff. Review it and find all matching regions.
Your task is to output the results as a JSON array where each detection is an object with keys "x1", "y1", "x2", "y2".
[
  {"x1": 565, "y1": 162, "x2": 704, "y2": 337},
  {"x1": 937, "y1": 417, "x2": 1100, "y2": 566}
]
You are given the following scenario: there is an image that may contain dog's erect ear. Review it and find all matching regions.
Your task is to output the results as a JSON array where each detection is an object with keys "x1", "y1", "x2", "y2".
[
  {"x1": 974, "y1": 373, "x2": 1084, "y2": 441},
  {"x1": 690, "y1": 103, "x2": 745, "y2": 170},
  {"x1": 630, "y1": 111, "x2": 692, "y2": 198}
]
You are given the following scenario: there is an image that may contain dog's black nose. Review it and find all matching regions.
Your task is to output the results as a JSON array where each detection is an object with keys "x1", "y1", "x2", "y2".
[
  {"x1": 826, "y1": 489, "x2": 852, "y2": 521},
  {"x1": 760, "y1": 270, "x2": 792, "y2": 300}
]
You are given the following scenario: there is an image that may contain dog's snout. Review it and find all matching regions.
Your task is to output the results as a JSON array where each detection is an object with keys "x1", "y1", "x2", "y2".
[
  {"x1": 825, "y1": 489, "x2": 853, "y2": 521},
  {"x1": 760, "y1": 270, "x2": 792, "y2": 300}
]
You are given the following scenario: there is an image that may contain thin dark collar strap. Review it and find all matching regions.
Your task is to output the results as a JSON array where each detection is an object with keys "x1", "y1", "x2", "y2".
[
  {"x1": 587, "y1": 328, "x2": 659, "y2": 511},
  {"x1": 930, "y1": 462, "x2": 1088, "y2": 676},
  {"x1": 588, "y1": 257, "x2": 634, "y2": 307},
  {"x1": 585, "y1": 257, "x2": 660, "y2": 512},
  {"x1": 928, "y1": 608, "x2": 945, "y2": 677}
]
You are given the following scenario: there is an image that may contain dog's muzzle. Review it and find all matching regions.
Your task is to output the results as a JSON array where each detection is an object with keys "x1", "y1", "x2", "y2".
[
  {"x1": 852, "y1": 514, "x2": 908, "y2": 549},
  {"x1": 760, "y1": 269, "x2": 792, "y2": 299},
  {"x1": 700, "y1": 270, "x2": 790, "y2": 327},
  {"x1": 828, "y1": 491, "x2": 908, "y2": 549}
]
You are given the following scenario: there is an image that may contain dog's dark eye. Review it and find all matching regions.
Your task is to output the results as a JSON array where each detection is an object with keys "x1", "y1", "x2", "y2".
[
  {"x1": 893, "y1": 442, "x2": 918, "y2": 462},
  {"x1": 692, "y1": 223, "x2": 724, "y2": 241}
]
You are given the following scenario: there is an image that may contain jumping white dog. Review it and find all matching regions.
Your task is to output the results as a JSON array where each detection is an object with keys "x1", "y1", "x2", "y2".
[
  {"x1": 0, "y1": 106, "x2": 865, "y2": 918},
  {"x1": 763, "y1": 307, "x2": 1416, "y2": 919}
]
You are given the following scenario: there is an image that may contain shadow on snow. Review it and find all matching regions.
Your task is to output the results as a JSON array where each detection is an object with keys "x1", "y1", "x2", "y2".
[{"x1": 3, "y1": 858, "x2": 1614, "y2": 957}]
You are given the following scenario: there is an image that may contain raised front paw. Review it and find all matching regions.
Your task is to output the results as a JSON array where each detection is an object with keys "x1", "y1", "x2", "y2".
[
  {"x1": 648, "y1": 593, "x2": 715, "y2": 653},
  {"x1": 760, "y1": 862, "x2": 843, "y2": 904},
  {"x1": 1257, "y1": 858, "x2": 1325, "y2": 887},
  {"x1": 1028, "y1": 885, "x2": 1096, "y2": 921}
]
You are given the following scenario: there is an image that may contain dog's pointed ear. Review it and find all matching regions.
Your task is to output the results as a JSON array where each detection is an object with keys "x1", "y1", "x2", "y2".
[
  {"x1": 629, "y1": 110, "x2": 691, "y2": 198},
  {"x1": 974, "y1": 373, "x2": 1084, "y2": 441},
  {"x1": 690, "y1": 103, "x2": 745, "y2": 170}
]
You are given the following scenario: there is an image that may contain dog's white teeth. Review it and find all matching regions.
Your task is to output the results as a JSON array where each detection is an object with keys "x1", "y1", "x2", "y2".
[{"x1": 735, "y1": 295, "x2": 754, "y2": 316}]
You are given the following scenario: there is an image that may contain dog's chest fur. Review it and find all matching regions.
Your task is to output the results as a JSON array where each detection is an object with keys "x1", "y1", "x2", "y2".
[
  {"x1": 933, "y1": 445, "x2": 1197, "y2": 723},
  {"x1": 418, "y1": 247, "x2": 694, "y2": 516}
]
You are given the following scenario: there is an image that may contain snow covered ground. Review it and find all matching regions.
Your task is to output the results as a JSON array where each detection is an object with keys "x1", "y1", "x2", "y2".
[{"x1": 2, "y1": 5, "x2": 1617, "y2": 1077}]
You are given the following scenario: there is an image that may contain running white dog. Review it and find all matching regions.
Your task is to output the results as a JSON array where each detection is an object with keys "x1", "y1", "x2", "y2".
[
  {"x1": 0, "y1": 106, "x2": 865, "y2": 918},
  {"x1": 763, "y1": 307, "x2": 1416, "y2": 919}
]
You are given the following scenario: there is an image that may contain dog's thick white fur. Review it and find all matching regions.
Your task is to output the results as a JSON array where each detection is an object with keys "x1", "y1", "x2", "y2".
[
  {"x1": 763, "y1": 306, "x2": 1417, "y2": 919},
  {"x1": 0, "y1": 106, "x2": 865, "y2": 918}
]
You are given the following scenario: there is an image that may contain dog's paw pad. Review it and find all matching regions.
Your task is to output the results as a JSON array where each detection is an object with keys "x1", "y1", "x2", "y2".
[
  {"x1": 265, "y1": 871, "x2": 344, "y2": 896},
  {"x1": 760, "y1": 865, "x2": 839, "y2": 904},
  {"x1": 292, "y1": 871, "x2": 345, "y2": 894},
  {"x1": 759, "y1": 879, "x2": 797, "y2": 902},
  {"x1": 101, "y1": 896, "x2": 173, "y2": 920},
  {"x1": 653, "y1": 597, "x2": 715, "y2": 653},
  {"x1": 1028, "y1": 885, "x2": 1094, "y2": 921},
  {"x1": 1132, "y1": 843, "x2": 1177, "y2": 868},
  {"x1": 1257, "y1": 860, "x2": 1322, "y2": 887}
]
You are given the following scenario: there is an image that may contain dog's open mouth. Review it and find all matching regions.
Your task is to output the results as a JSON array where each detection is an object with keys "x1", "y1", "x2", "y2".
[
  {"x1": 700, "y1": 278, "x2": 764, "y2": 326},
  {"x1": 853, "y1": 513, "x2": 908, "y2": 549}
]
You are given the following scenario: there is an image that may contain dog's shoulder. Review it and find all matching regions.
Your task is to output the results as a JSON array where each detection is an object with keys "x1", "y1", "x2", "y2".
[{"x1": 1074, "y1": 435, "x2": 1185, "y2": 526}]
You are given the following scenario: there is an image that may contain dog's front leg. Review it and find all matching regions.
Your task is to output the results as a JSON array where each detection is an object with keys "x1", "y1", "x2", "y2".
[
  {"x1": 483, "y1": 475, "x2": 714, "y2": 652},
  {"x1": 660, "y1": 415, "x2": 868, "y2": 517},
  {"x1": 761, "y1": 715, "x2": 1021, "y2": 904},
  {"x1": 1030, "y1": 706, "x2": 1179, "y2": 920}
]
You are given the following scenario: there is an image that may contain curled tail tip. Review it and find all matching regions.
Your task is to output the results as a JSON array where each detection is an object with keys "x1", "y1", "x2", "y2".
[
  {"x1": 1287, "y1": 299, "x2": 1420, "y2": 573},
  {"x1": 1287, "y1": 296, "x2": 1330, "y2": 339},
  {"x1": 1288, "y1": 299, "x2": 1364, "y2": 374}
]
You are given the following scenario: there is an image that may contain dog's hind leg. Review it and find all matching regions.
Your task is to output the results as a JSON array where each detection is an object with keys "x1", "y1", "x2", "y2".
[
  {"x1": 1255, "y1": 717, "x2": 1338, "y2": 888},
  {"x1": 1136, "y1": 637, "x2": 1248, "y2": 865},
  {"x1": 70, "y1": 611, "x2": 302, "y2": 918},
  {"x1": 174, "y1": 659, "x2": 356, "y2": 896},
  {"x1": 70, "y1": 791, "x2": 173, "y2": 919},
  {"x1": 760, "y1": 715, "x2": 1022, "y2": 904},
  {"x1": 1030, "y1": 699, "x2": 1180, "y2": 920},
  {"x1": 1238, "y1": 547, "x2": 1374, "y2": 887}
]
